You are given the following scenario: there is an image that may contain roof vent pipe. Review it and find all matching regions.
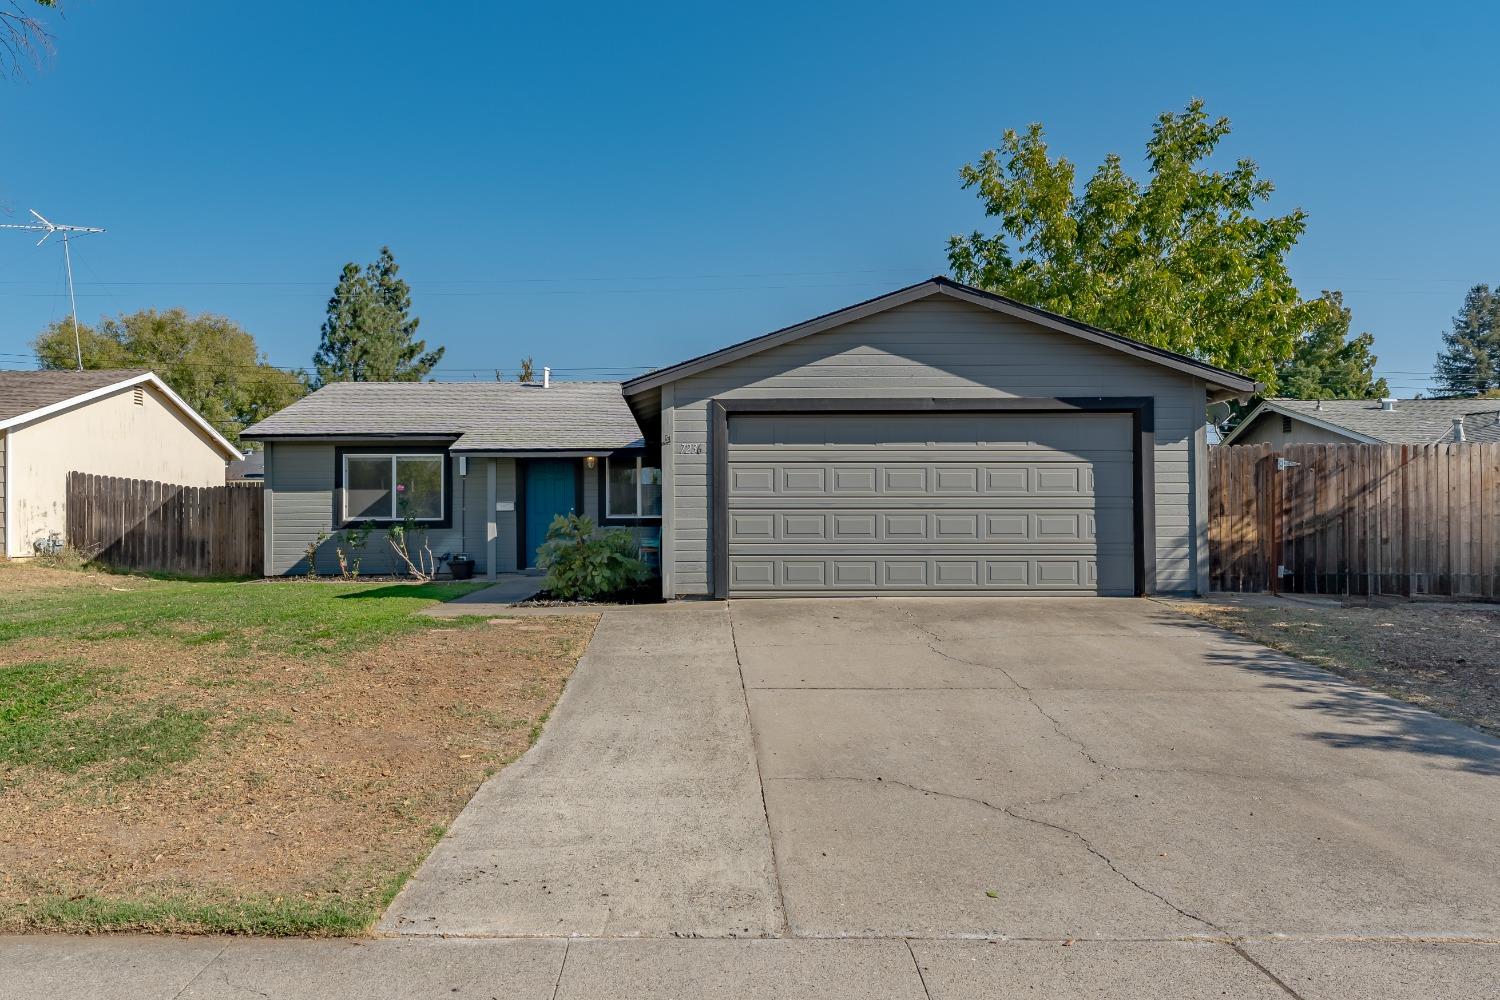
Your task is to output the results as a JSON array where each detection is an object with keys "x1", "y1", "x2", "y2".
[
  {"x1": 543, "y1": 366, "x2": 551, "y2": 389},
  {"x1": 1453, "y1": 417, "x2": 1466, "y2": 442},
  {"x1": 1315, "y1": 399, "x2": 1323, "y2": 411},
  {"x1": 1381, "y1": 398, "x2": 1397, "y2": 412}
]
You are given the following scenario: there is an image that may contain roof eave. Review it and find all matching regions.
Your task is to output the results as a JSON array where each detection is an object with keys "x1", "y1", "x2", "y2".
[
  {"x1": 1220, "y1": 400, "x2": 1384, "y2": 446},
  {"x1": 0, "y1": 371, "x2": 242, "y2": 461}
]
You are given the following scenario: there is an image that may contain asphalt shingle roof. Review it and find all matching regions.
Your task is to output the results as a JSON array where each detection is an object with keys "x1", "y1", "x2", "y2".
[
  {"x1": 1263, "y1": 398, "x2": 1500, "y2": 444},
  {"x1": 0, "y1": 369, "x2": 151, "y2": 423},
  {"x1": 241, "y1": 380, "x2": 644, "y2": 452}
]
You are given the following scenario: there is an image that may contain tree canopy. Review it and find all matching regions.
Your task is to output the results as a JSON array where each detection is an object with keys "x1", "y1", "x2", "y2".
[
  {"x1": 32, "y1": 308, "x2": 307, "y2": 446},
  {"x1": 947, "y1": 100, "x2": 1328, "y2": 390},
  {"x1": 1433, "y1": 283, "x2": 1500, "y2": 396},
  {"x1": 312, "y1": 246, "x2": 443, "y2": 385},
  {"x1": 1274, "y1": 291, "x2": 1388, "y2": 400}
]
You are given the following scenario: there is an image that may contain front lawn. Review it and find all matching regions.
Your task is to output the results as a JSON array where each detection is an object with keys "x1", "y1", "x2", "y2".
[
  {"x1": 1168, "y1": 596, "x2": 1500, "y2": 737},
  {"x1": 0, "y1": 562, "x2": 597, "y2": 935}
]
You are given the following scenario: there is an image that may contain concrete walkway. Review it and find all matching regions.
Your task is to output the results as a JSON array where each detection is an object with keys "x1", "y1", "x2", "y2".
[
  {"x1": 7, "y1": 597, "x2": 1500, "y2": 998},
  {"x1": 419, "y1": 574, "x2": 544, "y2": 617}
]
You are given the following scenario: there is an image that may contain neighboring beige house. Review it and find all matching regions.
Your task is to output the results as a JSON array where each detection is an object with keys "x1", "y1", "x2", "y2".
[
  {"x1": 1223, "y1": 397, "x2": 1500, "y2": 447},
  {"x1": 0, "y1": 369, "x2": 241, "y2": 558}
]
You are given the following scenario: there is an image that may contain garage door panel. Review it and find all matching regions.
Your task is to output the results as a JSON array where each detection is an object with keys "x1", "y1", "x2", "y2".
[{"x1": 725, "y1": 412, "x2": 1134, "y2": 596}]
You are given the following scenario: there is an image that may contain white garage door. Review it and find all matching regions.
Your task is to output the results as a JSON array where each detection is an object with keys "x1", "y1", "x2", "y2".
[{"x1": 724, "y1": 411, "x2": 1134, "y2": 596}]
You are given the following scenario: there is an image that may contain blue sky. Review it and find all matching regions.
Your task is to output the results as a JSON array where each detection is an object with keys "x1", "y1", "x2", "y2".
[{"x1": 1, "y1": 2, "x2": 1495, "y2": 394}]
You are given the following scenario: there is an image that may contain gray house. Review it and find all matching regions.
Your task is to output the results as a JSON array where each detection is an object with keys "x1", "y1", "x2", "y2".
[
  {"x1": 1222, "y1": 397, "x2": 1500, "y2": 447},
  {"x1": 245, "y1": 278, "x2": 1257, "y2": 597}
]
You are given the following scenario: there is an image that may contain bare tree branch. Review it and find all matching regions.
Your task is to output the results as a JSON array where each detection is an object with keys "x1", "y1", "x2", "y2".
[{"x1": 2, "y1": 1, "x2": 57, "y2": 82}]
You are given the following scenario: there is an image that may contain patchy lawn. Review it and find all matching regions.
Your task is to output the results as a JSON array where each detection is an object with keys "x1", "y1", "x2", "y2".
[
  {"x1": 1168, "y1": 595, "x2": 1500, "y2": 737},
  {"x1": 0, "y1": 562, "x2": 597, "y2": 935}
]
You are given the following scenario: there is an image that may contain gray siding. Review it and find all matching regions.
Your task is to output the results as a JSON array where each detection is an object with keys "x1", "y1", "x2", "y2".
[
  {"x1": 662, "y1": 296, "x2": 1208, "y2": 597},
  {"x1": 263, "y1": 444, "x2": 518, "y2": 576}
]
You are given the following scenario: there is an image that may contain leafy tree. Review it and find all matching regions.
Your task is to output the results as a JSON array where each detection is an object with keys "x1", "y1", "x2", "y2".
[
  {"x1": 1433, "y1": 283, "x2": 1500, "y2": 396},
  {"x1": 32, "y1": 308, "x2": 307, "y2": 446},
  {"x1": 518, "y1": 356, "x2": 535, "y2": 382},
  {"x1": 2, "y1": 0, "x2": 55, "y2": 81},
  {"x1": 1274, "y1": 291, "x2": 1389, "y2": 400},
  {"x1": 312, "y1": 246, "x2": 443, "y2": 385},
  {"x1": 948, "y1": 100, "x2": 1324, "y2": 388}
]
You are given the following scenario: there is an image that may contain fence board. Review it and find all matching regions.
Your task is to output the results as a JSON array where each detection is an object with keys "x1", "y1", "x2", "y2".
[
  {"x1": 1210, "y1": 443, "x2": 1500, "y2": 597},
  {"x1": 65, "y1": 472, "x2": 263, "y2": 577}
]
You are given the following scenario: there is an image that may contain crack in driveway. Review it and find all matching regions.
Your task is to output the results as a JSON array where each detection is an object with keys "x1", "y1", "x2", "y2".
[{"x1": 780, "y1": 771, "x2": 1227, "y2": 939}]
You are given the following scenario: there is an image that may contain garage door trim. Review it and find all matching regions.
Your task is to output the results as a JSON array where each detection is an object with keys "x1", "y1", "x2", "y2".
[{"x1": 709, "y1": 397, "x2": 1155, "y2": 599}]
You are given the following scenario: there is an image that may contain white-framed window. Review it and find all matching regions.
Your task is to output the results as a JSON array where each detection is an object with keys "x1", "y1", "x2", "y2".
[
  {"x1": 605, "y1": 455, "x2": 662, "y2": 519},
  {"x1": 343, "y1": 453, "x2": 444, "y2": 521}
]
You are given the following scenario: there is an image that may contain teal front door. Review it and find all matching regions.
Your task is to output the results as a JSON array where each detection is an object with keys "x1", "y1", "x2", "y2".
[{"x1": 523, "y1": 459, "x2": 577, "y2": 568}]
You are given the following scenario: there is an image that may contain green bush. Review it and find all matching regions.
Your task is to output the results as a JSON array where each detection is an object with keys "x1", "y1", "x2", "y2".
[{"x1": 537, "y1": 514, "x2": 650, "y2": 601}]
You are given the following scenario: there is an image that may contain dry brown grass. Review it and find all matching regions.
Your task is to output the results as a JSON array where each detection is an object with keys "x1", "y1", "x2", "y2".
[
  {"x1": 1170, "y1": 597, "x2": 1500, "y2": 737},
  {"x1": 0, "y1": 571, "x2": 598, "y2": 934}
]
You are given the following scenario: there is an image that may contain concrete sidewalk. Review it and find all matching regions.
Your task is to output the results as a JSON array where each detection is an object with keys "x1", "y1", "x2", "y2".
[{"x1": 4, "y1": 933, "x2": 1498, "y2": 999}]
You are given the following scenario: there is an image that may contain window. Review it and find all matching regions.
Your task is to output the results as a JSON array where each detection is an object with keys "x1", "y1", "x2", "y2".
[
  {"x1": 342, "y1": 454, "x2": 444, "y2": 521},
  {"x1": 606, "y1": 455, "x2": 662, "y2": 519}
]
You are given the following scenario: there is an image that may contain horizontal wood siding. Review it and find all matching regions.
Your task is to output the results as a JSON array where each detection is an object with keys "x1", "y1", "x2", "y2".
[
  {"x1": 1209, "y1": 442, "x2": 1500, "y2": 596},
  {"x1": 264, "y1": 443, "x2": 515, "y2": 576},
  {"x1": 665, "y1": 297, "x2": 1207, "y2": 596}
]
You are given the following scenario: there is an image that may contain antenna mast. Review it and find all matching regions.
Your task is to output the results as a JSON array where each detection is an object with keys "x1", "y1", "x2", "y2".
[{"x1": 0, "y1": 209, "x2": 106, "y2": 370}]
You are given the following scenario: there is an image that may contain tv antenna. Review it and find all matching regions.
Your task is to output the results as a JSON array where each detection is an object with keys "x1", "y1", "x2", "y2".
[{"x1": 0, "y1": 209, "x2": 106, "y2": 370}]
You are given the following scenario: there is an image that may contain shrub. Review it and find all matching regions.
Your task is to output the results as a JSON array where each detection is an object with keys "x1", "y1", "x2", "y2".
[{"x1": 537, "y1": 514, "x2": 650, "y2": 600}]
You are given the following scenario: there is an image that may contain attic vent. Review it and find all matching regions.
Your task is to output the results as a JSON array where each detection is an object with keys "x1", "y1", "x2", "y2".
[
  {"x1": 132, "y1": 387, "x2": 145, "y2": 406},
  {"x1": 1281, "y1": 415, "x2": 1292, "y2": 434},
  {"x1": 1381, "y1": 398, "x2": 1397, "y2": 412}
]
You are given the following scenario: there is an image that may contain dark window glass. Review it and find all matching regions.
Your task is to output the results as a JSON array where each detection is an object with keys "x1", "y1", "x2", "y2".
[{"x1": 346, "y1": 456, "x2": 393, "y2": 519}]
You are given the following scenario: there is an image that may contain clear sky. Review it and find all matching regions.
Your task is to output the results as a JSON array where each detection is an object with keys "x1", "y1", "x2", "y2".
[{"x1": 1, "y1": 2, "x2": 1495, "y2": 393}]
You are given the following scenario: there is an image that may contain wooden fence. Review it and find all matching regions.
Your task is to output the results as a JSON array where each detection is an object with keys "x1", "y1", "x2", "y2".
[
  {"x1": 1209, "y1": 443, "x2": 1500, "y2": 597},
  {"x1": 66, "y1": 472, "x2": 263, "y2": 577}
]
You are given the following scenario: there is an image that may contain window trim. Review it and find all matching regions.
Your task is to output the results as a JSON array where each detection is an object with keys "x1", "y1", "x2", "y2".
[
  {"x1": 603, "y1": 453, "x2": 662, "y2": 522},
  {"x1": 333, "y1": 445, "x2": 453, "y2": 529}
]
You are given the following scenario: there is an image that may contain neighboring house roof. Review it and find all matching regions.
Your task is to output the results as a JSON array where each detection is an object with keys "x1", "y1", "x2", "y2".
[
  {"x1": 240, "y1": 380, "x2": 644, "y2": 453},
  {"x1": 621, "y1": 276, "x2": 1261, "y2": 400},
  {"x1": 0, "y1": 368, "x2": 242, "y2": 460},
  {"x1": 227, "y1": 451, "x2": 265, "y2": 480},
  {"x1": 1222, "y1": 398, "x2": 1500, "y2": 446}
]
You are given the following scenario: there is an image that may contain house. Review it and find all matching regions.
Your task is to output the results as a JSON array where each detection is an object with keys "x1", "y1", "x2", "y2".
[
  {"x1": 245, "y1": 278, "x2": 1258, "y2": 596},
  {"x1": 1, "y1": 369, "x2": 242, "y2": 558},
  {"x1": 240, "y1": 380, "x2": 648, "y2": 578},
  {"x1": 1222, "y1": 397, "x2": 1500, "y2": 446}
]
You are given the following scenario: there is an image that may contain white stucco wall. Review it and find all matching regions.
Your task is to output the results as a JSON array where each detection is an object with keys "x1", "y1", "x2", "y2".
[{"x1": 4, "y1": 382, "x2": 230, "y2": 557}]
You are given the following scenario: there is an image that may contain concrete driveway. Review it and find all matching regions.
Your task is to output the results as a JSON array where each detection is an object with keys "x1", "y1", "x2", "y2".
[{"x1": 371, "y1": 596, "x2": 1500, "y2": 996}]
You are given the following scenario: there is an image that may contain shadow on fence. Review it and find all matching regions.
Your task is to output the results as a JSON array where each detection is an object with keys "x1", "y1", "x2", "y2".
[
  {"x1": 66, "y1": 471, "x2": 263, "y2": 577},
  {"x1": 1209, "y1": 443, "x2": 1500, "y2": 598}
]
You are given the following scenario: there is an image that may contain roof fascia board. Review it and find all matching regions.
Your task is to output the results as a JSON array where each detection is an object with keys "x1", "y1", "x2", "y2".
[
  {"x1": 622, "y1": 277, "x2": 1259, "y2": 397},
  {"x1": 1220, "y1": 401, "x2": 1383, "y2": 445},
  {"x1": 243, "y1": 433, "x2": 460, "y2": 444},
  {"x1": 0, "y1": 372, "x2": 242, "y2": 461}
]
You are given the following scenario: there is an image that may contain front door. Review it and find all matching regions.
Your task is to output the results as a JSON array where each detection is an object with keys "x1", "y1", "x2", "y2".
[{"x1": 523, "y1": 459, "x2": 578, "y2": 568}]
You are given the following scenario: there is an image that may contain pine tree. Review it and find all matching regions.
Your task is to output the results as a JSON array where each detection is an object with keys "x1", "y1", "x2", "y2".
[
  {"x1": 1274, "y1": 292, "x2": 1389, "y2": 400},
  {"x1": 1434, "y1": 284, "x2": 1500, "y2": 396},
  {"x1": 312, "y1": 247, "x2": 443, "y2": 385}
]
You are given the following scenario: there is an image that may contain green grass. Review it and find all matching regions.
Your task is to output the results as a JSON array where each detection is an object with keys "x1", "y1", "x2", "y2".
[
  {"x1": 0, "y1": 567, "x2": 487, "y2": 657},
  {"x1": 4, "y1": 893, "x2": 381, "y2": 936},
  {"x1": 0, "y1": 663, "x2": 209, "y2": 781},
  {"x1": 0, "y1": 569, "x2": 486, "y2": 787}
]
